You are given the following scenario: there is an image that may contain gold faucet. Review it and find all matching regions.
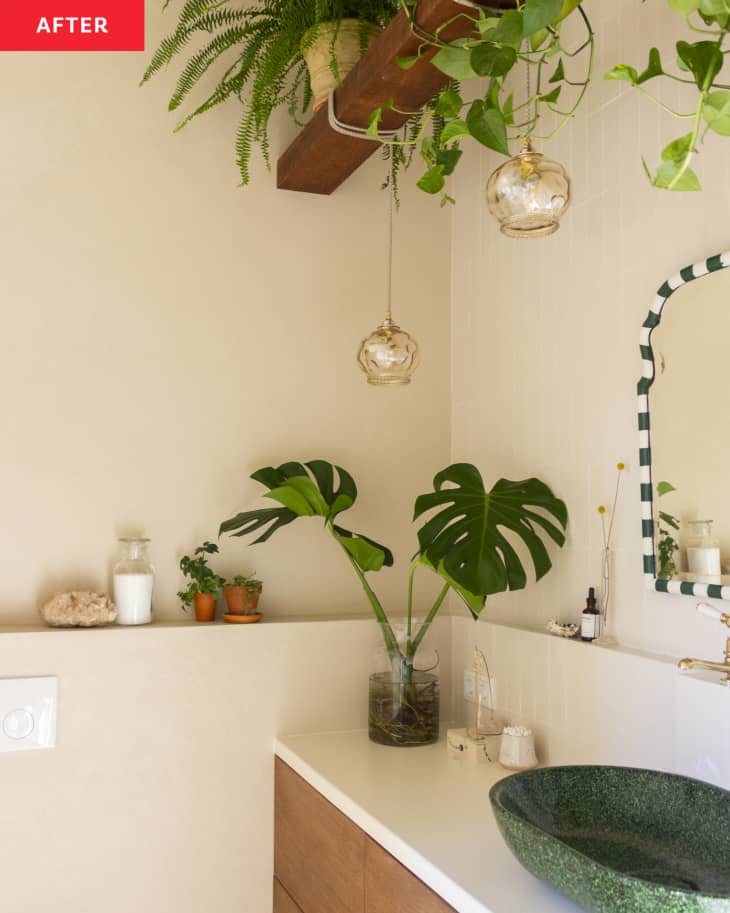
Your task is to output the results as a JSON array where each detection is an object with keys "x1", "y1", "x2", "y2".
[{"x1": 678, "y1": 603, "x2": 730, "y2": 683}]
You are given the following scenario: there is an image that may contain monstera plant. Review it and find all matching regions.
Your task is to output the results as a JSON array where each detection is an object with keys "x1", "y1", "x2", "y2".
[{"x1": 220, "y1": 460, "x2": 567, "y2": 745}]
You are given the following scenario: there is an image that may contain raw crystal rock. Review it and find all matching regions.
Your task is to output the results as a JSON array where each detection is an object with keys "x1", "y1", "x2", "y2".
[{"x1": 40, "y1": 591, "x2": 117, "y2": 628}]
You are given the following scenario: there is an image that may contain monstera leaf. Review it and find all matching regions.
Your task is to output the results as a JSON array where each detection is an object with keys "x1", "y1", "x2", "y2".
[
  {"x1": 220, "y1": 460, "x2": 393, "y2": 573},
  {"x1": 414, "y1": 464, "x2": 568, "y2": 617}
]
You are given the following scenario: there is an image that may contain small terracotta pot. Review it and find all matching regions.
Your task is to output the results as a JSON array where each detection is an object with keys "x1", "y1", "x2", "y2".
[
  {"x1": 193, "y1": 592, "x2": 217, "y2": 623},
  {"x1": 224, "y1": 586, "x2": 261, "y2": 616}
]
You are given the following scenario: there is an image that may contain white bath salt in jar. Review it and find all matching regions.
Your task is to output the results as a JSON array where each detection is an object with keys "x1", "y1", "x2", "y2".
[
  {"x1": 113, "y1": 538, "x2": 154, "y2": 625},
  {"x1": 686, "y1": 520, "x2": 721, "y2": 578}
]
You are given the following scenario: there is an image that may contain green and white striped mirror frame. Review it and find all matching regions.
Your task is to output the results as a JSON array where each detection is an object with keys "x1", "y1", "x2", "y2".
[{"x1": 639, "y1": 250, "x2": 730, "y2": 600}]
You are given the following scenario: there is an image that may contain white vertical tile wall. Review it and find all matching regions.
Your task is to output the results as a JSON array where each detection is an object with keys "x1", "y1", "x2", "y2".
[
  {"x1": 451, "y1": 616, "x2": 730, "y2": 789},
  {"x1": 449, "y1": 0, "x2": 730, "y2": 663}
]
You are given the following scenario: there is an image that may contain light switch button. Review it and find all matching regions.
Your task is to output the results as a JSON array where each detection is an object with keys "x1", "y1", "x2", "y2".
[
  {"x1": 0, "y1": 677, "x2": 57, "y2": 752},
  {"x1": 3, "y1": 709, "x2": 34, "y2": 740}
]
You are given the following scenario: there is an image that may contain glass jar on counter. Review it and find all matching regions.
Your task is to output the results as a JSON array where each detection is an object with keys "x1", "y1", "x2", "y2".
[
  {"x1": 685, "y1": 521, "x2": 721, "y2": 577},
  {"x1": 113, "y1": 538, "x2": 154, "y2": 625}
]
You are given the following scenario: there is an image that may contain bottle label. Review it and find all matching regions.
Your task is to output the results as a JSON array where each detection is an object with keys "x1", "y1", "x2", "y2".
[{"x1": 581, "y1": 613, "x2": 597, "y2": 640}]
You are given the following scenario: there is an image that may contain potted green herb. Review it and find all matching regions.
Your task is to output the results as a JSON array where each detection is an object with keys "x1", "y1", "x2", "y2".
[
  {"x1": 221, "y1": 460, "x2": 567, "y2": 746},
  {"x1": 177, "y1": 541, "x2": 225, "y2": 623},
  {"x1": 656, "y1": 481, "x2": 680, "y2": 580},
  {"x1": 224, "y1": 574, "x2": 263, "y2": 615},
  {"x1": 142, "y1": 0, "x2": 399, "y2": 184}
]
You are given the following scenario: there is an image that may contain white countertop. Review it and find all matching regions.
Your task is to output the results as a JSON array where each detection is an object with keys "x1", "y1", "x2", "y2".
[{"x1": 275, "y1": 730, "x2": 583, "y2": 913}]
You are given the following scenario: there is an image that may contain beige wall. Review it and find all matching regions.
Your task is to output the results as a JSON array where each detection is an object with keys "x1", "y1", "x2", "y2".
[
  {"x1": 5, "y1": 2, "x2": 730, "y2": 912},
  {"x1": 450, "y1": 0, "x2": 730, "y2": 661},
  {"x1": 0, "y1": 617, "x2": 452, "y2": 913},
  {"x1": 0, "y1": 13, "x2": 454, "y2": 912},
  {"x1": 0, "y1": 2, "x2": 451, "y2": 625}
]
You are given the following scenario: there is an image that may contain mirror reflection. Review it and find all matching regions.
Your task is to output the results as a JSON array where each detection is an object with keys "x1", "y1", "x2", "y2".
[{"x1": 651, "y1": 266, "x2": 730, "y2": 585}]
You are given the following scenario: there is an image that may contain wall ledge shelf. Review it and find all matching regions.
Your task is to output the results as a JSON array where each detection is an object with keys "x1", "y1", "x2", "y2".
[
  {"x1": 276, "y1": 0, "x2": 515, "y2": 195},
  {"x1": 0, "y1": 612, "x2": 378, "y2": 637}
]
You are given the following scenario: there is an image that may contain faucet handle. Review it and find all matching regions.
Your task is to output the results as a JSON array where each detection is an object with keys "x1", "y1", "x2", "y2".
[{"x1": 697, "y1": 602, "x2": 730, "y2": 627}]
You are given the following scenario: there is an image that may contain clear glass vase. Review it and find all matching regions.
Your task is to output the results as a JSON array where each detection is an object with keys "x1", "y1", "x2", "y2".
[
  {"x1": 368, "y1": 670, "x2": 439, "y2": 747},
  {"x1": 113, "y1": 538, "x2": 154, "y2": 626},
  {"x1": 368, "y1": 621, "x2": 440, "y2": 747}
]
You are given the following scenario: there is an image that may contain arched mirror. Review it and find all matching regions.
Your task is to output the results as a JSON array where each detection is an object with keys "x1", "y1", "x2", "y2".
[{"x1": 639, "y1": 251, "x2": 730, "y2": 600}]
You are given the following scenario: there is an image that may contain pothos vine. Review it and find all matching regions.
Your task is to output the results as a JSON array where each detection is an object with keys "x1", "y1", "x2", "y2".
[
  {"x1": 377, "y1": 0, "x2": 730, "y2": 202},
  {"x1": 606, "y1": 0, "x2": 730, "y2": 191},
  {"x1": 370, "y1": 0, "x2": 595, "y2": 205},
  {"x1": 143, "y1": 0, "x2": 730, "y2": 202}
]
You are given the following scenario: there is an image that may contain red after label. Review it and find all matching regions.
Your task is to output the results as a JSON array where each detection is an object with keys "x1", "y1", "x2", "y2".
[{"x1": 0, "y1": 1, "x2": 144, "y2": 51}]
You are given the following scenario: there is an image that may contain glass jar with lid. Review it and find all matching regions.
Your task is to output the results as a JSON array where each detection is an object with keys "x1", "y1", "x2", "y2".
[
  {"x1": 685, "y1": 520, "x2": 721, "y2": 577},
  {"x1": 113, "y1": 538, "x2": 154, "y2": 625}
]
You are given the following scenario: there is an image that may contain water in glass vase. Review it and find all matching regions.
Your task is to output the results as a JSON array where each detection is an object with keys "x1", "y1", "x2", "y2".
[{"x1": 368, "y1": 669, "x2": 440, "y2": 747}]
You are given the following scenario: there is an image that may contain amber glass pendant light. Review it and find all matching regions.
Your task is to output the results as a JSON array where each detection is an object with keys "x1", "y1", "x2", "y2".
[
  {"x1": 486, "y1": 58, "x2": 571, "y2": 239},
  {"x1": 357, "y1": 196, "x2": 420, "y2": 386},
  {"x1": 486, "y1": 139, "x2": 571, "y2": 238}
]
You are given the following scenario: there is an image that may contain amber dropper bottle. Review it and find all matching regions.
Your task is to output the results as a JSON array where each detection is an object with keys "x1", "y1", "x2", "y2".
[{"x1": 581, "y1": 587, "x2": 600, "y2": 642}]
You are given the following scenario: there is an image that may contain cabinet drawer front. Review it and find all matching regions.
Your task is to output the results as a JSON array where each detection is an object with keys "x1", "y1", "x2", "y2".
[
  {"x1": 274, "y1": 879, "x2": 304, "y2": 913},
  {"x1": 365, "y1": 837, "x2": 457, "y2": 913},
  {"x1": 275, "y1": 758, "x2": 365, "y2": 913}
]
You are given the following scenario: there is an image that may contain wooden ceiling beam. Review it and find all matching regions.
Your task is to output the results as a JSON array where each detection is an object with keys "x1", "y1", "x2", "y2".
[{"x1": 277, "y1": 0, "x2": 513, "y2": 195}]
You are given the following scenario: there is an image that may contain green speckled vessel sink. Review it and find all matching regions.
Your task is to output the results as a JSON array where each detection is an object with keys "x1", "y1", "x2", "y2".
[{"x1": 490, "y1": 766, "x2": 730, "y2": 913}]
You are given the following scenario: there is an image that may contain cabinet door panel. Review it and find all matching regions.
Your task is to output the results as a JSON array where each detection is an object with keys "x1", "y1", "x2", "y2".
[
  {"x1": 275, "y1": 758, "x2": 365, "y2": 913},
  {"x1": 365, "y1": 837, "x2": 457, "y2": 913},
  {"x1": 273, "y1": 878, "x2": 304, "y2": 913}
]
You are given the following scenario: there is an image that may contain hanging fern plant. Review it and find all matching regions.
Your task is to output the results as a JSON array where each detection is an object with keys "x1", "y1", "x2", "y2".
[{"x1": 142, "y1": 0, "x2": 400, "y2": 185}]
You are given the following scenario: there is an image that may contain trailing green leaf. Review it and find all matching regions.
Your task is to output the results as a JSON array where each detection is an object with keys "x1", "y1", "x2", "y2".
[
  {"x1": 668, "y1": 0, "x2": 701, "y2": 13},
  {"x1": 470, "y1": 43, "x2": 517, "y2": 78},
  {"x1": 492, "y1": 10, "x2": 523, "y2": 47},
  {"x1": 549, "y1": 58, "x2": 565, "y2": 83},
  {"x1": 432, "y1": 44, "x2": 478, "y2": 80},
  {"x1": 704, "y1": 90, "x2": 730, "y2": 134},
  {"x1": 653, "y1": 159, "x2": 702, "y2": 190},
  {"x1": 661, "y1": 132, "x2": 694, "y2": 161},
  {"x1": 676, "y1": 40, "x2": 724, "y2": 89},
  {"x1": 466, "y1": 99, "x2": 509, "y2": 156},
  {"x1": 523, "y1": 0, "x2": 563, "y2": 36},
  {"x1": 435, "y1": 87, "x2": 463, "y2": 119},
  {"x1": 439, "y1": 119, "x2": 471, "y2": 144},
  {"x1": 417, "y1": 165, "x2": 446, "y2": 194},
  {"x1": 540, "y1": 86, "x2": 562, "y2": 103}
]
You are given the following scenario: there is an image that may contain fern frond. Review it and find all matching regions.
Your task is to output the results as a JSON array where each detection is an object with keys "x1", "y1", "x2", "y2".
[
  {"x1": 235, "y1": 107, "x2": 257, "y2": 185},
  {"x1": 141, "y1": 0, "x2": 215, "y2": 83},
  {"x1": 168, "y1": 26, "x2": 247, "y2": 111},
  {"x1": 192, "y1": 8, "x2": 247, "y2": 33},
  {"x1": 143, "y1": 0, "x2": 401, "y2": 183},
  {"x1": 175, "y1": 63, "x2": 247, "y2": 131}
]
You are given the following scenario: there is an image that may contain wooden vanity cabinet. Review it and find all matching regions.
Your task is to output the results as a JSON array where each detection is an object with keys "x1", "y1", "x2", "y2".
[
  {"x1": 274, "y1": 758, "x2": 365, "y2": 913},
  {"x1": 364, "y1": 837, "x2": 456, "y2": 913},
  {"x1": 274, "y1": 758, "x2": 456, "y2": 913},
  {"x1": 273, "y1": 879, "x2": 304, "y2": 913}
]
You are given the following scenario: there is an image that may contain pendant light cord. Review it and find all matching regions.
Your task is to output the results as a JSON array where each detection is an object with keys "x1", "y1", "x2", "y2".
[
  {"x1": 525, "y1": 43, "x2": 533, "y2": 149},
  {"x1": 386, "y1": 191, "x2": 393, "y2": 322}
]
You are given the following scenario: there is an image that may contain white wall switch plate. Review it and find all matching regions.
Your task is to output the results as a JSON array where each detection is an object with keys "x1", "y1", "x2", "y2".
[{"x1": 0, "y1": 677, "x2": 57, "y2": 753}]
